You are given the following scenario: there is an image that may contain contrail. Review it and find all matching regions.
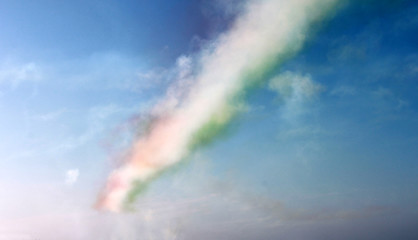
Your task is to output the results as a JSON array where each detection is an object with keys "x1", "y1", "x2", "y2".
[{"x1": 97, "y1": 0, "x2": 338, "y2": 212}]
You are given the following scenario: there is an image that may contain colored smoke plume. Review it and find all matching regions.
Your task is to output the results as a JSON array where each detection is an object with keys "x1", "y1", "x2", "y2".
[{"x1": 97, "y1": 0, "x2": 337, "y2": 212}]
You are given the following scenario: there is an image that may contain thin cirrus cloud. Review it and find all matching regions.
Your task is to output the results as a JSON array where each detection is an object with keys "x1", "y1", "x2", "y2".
[
  {"x1": 0, "y1": 52, "x2": 165, "y2": 94},
  {"x1": 0, "y1": 62, "x2": 42, "y2": 88}
]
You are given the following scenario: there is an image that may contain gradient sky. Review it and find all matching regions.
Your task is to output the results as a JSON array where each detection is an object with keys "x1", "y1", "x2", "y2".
[{"x1": 0, "y1": 0, "x2": 417, "y2": 239}]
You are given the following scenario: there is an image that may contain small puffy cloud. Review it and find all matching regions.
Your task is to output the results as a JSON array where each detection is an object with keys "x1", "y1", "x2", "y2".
[
  {"x1": 65, "y1": 169, "x2": 79, "y2": 186},
  {"x1": 269, "y1": 71, "x2": 322, "y2": 102},
  {"x1": 268, "y1": 71, "x2": 323, "y2": 121}
]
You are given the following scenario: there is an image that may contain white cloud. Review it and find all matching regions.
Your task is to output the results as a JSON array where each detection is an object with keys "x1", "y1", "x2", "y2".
[
  {"x1": 65, "y1": 169, "x2": 79, "y2": 186},
  {"x1": 269, "y1": 71, "x2": 322, "y2": 100}
]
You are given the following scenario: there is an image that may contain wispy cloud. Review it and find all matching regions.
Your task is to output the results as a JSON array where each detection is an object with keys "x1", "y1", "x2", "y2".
[
  {"x1": 0, "y1": 52, "x2": 168, "y2": 95},
  {"x1": 269, "y1": 71, "x2": 323, "y2": 120},
  {"x1": 31, "y1": 109, "x2": 68, "y2": 122},
  {"x1": 49, "y1": 103, "x2": 143, "y2": 155},
  {"x1": 0, "y1": 62, "x2": 42, "y2": 88},
  {"x1": 330, "y1": 85, "x2": 357, "y2": 96}
]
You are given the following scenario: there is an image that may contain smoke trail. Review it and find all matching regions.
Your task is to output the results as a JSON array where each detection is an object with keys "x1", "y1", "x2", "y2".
[{"x1": 97, "y1": 0, "x2": 338, "y2": 212}]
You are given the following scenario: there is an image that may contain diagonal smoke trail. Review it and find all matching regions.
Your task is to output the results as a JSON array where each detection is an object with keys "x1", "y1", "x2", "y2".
[{"x1": 97, "y1": 0, "x2": 338, "y2": 212}]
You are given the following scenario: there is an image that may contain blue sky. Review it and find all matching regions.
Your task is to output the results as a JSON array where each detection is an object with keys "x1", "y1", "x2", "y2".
[{"x1": 0, "y1": 0, "x2": 417, "y2": 239}]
